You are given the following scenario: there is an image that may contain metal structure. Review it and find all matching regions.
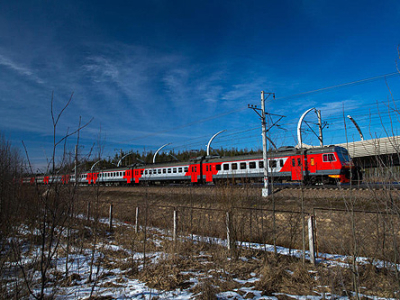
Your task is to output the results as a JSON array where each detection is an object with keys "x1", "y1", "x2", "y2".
[
  {"x1": 117, "y1": 152, "x2": 134, "y2": 167},
  {"x1": 91, "y1": 160, "x2": 102, "y2": 172},
  {"x1": 347, "y1": 115, "x2": 364, "y2": 141},
  {"x1": 248, "y1": 91, "x2": 284, "y2": 197},
  {"x1": 297, "y1": 108, "x2": 324, "y2": 148},
  {"x1": 153, "y1": 143, "x2": 172, "y2": 164},
  {"x1": 206, "y1": 130, "x2": 226, "y2": 157}
]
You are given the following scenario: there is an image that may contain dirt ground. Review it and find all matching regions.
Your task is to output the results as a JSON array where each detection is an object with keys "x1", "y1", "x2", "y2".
[{"x1": 76, "y1": 184, "x2": 400, "y2": 213}]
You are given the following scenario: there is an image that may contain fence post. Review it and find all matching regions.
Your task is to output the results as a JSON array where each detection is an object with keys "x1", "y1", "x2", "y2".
[
  {"x1": 109, "y1": 204, "x2": 113, "y2": 232},
  {"x1": 308, "y1": 215, "x2": 316, "y2": 265},
  {"x1": 87, "y1": 201, "x2": 91, "y2": 221},
  {"x1": 226, "y1": 211, "x2": 231, "y2": 250},
  {"x1": 173, "y1": 210, "x2": 178, "y2": 242},
  {"x1": 135, "y1": 207, "x2": 139, "y2": 233}
]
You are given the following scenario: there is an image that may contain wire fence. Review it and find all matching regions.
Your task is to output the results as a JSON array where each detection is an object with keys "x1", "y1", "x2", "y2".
[{"x1": 75, "y1": 196, "x2": 400, "y2": 266}]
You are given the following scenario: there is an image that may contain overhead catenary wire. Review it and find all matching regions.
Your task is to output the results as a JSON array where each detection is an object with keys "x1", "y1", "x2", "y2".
[{"x1": 100, "y1": 71, "x2": 400, "y2": 155}]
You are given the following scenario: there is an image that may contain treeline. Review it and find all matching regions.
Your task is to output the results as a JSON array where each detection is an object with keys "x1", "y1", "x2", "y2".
[
  {"x1": 113, "y1": 147, "x2": 262, "y2": 167},
  {"x1": 50, "y1": 147, "x2": 263, "y2": 175}
]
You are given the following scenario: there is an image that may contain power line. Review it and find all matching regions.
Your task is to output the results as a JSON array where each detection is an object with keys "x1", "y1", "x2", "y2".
[{"x1": 273, "y1": 72, "x2": 400, "y2": 102}]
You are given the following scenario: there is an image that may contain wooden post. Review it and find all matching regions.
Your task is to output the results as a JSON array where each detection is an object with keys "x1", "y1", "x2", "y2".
[
  {"x1": 308, "y1": 215, "x2": 316, "y2": 265},
  {"x1": 173, "y1": 210, "x2": 178, "y2": 242},
  {"x1": 135, "y1": 207, "x2": 139, "y2": 233},
  {"x1": 87, "y1": 201, "x2": 91, "y2": 221},
  {"x1": 109, "y1": 204, "x2": 113, "y2": 232},
  {"x1": 226, "y1": 211, "x2": 231, "y2": 250}
]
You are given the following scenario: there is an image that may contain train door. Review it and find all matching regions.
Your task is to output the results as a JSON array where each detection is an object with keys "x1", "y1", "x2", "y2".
[
  {"x1": 308, "y1": 155, "x2": 317, "y2": 174},
  {"x1": 291, "y1": 156, "x2": 303, "y2": 181}
]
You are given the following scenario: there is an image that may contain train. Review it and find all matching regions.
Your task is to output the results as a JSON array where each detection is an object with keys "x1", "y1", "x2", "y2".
[{"x1": 28, "y1": 145, "x2": 360, "y2": 186}]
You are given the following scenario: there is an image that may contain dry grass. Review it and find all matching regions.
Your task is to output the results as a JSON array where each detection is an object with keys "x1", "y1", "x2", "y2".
[{"x1": 3, "y1": 184, "x2": 400, "y2": 298}]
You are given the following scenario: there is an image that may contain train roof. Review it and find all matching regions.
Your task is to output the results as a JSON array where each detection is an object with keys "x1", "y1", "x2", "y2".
[{"x1": 83, "y1": 145, "x2": 348, "y2": 173}]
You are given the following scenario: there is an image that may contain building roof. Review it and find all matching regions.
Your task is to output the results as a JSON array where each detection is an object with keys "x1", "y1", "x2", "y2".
[{"x1": 337, "y1": 136, "x2": 400, "y2": 158}]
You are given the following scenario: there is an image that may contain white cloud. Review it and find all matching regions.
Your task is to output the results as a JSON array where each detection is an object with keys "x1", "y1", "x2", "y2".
[{"x1": 0, "y1": 53, "x2": 44, "y2": 84}]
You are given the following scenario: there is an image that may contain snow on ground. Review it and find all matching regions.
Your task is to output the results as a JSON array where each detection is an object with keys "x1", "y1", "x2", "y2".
[{"x1": 3, "y1": 217, "x2": 398, "y2": 299}]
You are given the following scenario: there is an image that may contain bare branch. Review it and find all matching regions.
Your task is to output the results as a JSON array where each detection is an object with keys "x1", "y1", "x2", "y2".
[
  {"x1": 54, "y1": 117, "x2": 94, "y2": 148},
  {"x1": 21, "y1": 140, "x2": 33, "y2": 175}
]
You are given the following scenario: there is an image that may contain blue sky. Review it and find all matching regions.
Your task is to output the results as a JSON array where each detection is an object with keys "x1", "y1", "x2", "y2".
[{"x1": 1, "y1": 0, "x2": 400, "y2": 171}]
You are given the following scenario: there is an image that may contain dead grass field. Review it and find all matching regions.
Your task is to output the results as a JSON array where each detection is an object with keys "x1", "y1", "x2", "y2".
[
  {"x1": 6, "y1": 184, "x2": 399, "y2": 298},
  {"x1": 74, "y1": 185, "x2": 400, "y2": 261}
]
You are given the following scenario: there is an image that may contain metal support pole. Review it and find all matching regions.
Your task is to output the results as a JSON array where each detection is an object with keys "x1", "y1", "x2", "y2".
[
  {"x1": 317, "y1": 110, "x2": 323, "y2": 147},
  {"x1": 261, "y1": 91, "x2": 271, "y2": 197},
  {"x1": 248, "y1": 92, "x2": 283, "y2": 197}
]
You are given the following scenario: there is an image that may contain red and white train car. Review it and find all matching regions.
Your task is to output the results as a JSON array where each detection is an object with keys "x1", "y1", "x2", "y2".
[{"x1": 30, "y1": 145, "x2": 358, "y2": 186}]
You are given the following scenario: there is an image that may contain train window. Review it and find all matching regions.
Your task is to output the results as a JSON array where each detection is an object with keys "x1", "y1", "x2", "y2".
[
  {"x1": 141, "y1": 170, "x2": 144, "y2": 175},
  {"x1": 292, "y1": 159, "x2": 295, "y2": 167},
  {"x1": 223, "y1": 164, "x2": 229, "y2": 170},
  {"x1": 145, "y1": 170, "x2": 148, "y2": 175},
  {"x1": 249, "y1": 162, "x2": 256, "y2": 169},
  {"x1": 323, "y1": 153, "x2": 336, "y2": 162},
  {"x1": 297, "y1": 158, "x2": 301, "y2": 166},
  {"x1": 280, "y1": 159, "x2": 284, "y2": 167},
  {"x1": 158, "y1": 169, "x2": 161, "y2": 174},
  {"x1": 163, "y1": 169, "x2": 167, "y2": 174},
  {"x1": 232, "y1": 163, "x2": 238, "y2": 170},
  {"x1": 173, "y1": 168, "x2": 177, "y2": 173},
  {"x1": 216, "y1": 164, "x2": 221, "y2": 171},
  {"x1": 168, "y1": 168, "x2": 171, "y2": 173},
  {"x1": 240, "y1": 162, "x2": 246, "y2": 169},
  {"x1": 178, "y1": 167, "x2": 182, "y2": 172},
  {"x1": 269, "y1": 160, "x2": 277, "y2": 168},
  {"x1": 149, "y1": 170, "x2": 152, "y2": 175},
  {"x1": 259, "y1": 161, "x2": 264, "y2": 168},
  {"x1": 184, "y1": 167, "x2": 188, "y2": 172}
]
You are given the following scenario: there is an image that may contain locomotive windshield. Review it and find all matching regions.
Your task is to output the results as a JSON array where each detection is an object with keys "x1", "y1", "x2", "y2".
[{"x1": 336, "y1": 147, "x2": 351, "y2": 162}]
